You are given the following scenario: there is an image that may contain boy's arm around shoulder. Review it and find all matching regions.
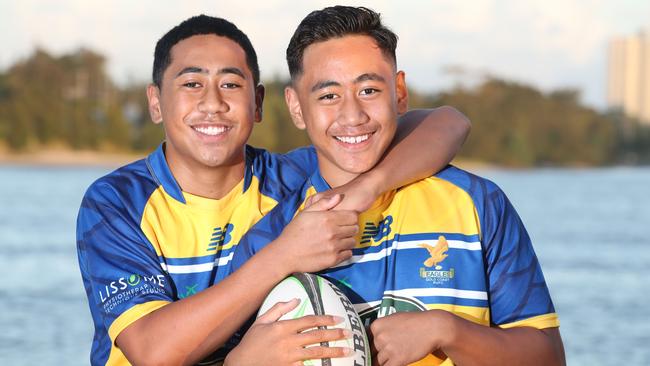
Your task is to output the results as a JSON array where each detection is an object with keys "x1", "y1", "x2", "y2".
[{"x1": 317, "y1": 106, "x2": 470, "y2": 211}]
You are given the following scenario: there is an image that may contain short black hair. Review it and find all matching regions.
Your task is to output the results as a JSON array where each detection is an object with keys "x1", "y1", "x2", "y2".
[
  {"x1": 152, "y1": 14, "x2": 260, "y2": 87},
  {"x1": 286, "y1": 6, "x2": 398, "y2": 80}
]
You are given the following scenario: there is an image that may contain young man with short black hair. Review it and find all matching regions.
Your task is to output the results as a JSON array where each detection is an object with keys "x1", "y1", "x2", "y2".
[{"x1": 229, "y1": 6, "x2": 565, "y2": 365}]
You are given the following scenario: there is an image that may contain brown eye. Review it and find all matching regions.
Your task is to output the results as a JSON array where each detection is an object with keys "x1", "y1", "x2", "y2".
[
  {"x1": 360, "y1": 88, "x2": 379, "y2": 96},
  {"x1": 318, "y1": 93, "x2": 337, "y2": 101},
  {"x1": 222, "y1": 83, "x2": 241, "y2": 89}
]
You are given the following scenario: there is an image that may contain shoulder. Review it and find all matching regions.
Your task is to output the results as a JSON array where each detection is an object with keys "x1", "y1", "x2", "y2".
[
  {"x1": 434, "y1": 166, "x2": 501, "y2": 197},
  {"x1": 246, "y1": 145, "x2": 317, "y2": 200},
  {"x1": 417, "y1": 166, "x2": 513, "y2": 236},
  {"x1": 79, "y1": 158, "x2": 158, "y2": 224},
  {"x1": 428, "y1": 165, "x2": 509, "y2": 209}
]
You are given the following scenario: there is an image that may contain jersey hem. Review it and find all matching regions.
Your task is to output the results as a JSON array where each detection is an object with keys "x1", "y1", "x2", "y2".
[
  {"x1": 107, "y1": 300, "x2": 171, "y2": 341},
  {"x1": 498, "y1": 313, "x2": 560, "y2": 330}
]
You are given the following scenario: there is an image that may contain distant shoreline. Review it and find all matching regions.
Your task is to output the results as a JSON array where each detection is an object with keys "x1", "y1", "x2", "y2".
[
  {"x1": 0, "y1": 149, "x2": 144, "y2": 167},
  {"x1": 0, "y1": 149, "x2": 494, "y2": 170},
  {"x1": 2, "y1": 149, "x2": 638, "y2": 170}
]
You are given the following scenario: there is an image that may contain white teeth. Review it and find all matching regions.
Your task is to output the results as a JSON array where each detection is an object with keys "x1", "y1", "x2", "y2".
[
  {"x1": 194, "y1": 126, "x2": 228, "y2": 136},
  {"x1": 335, "y1": 134, "x2": 371, "y2": 144}
]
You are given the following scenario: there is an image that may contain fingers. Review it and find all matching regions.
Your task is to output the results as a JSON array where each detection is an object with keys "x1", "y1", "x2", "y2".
[
  {"x1": 331, "y1": 210, "x2": 359, "y2": 226},
  {"x1": 288, "y1": 315, "x2": 343, "y2": 333},
  {"x1": 367, "y1": 326, "x2": 378, "y2": 356},
  {"x1": 375, "y1": 347, "x2": 392, "y2": 366},
  {"x1": 334, "y1": 224, "x2": 359, "y2": 239},
  {"x1": 298, "y1": 345, "x2": 353, "y2": 360},
  {"x1": 304, "y1": 194, "x2": 342, "y2": 212},
  {"x1": 304, "y1": 192, "x2": 319, "y2": 209},
  {"x1": 295, "y1": 327, "x2": 350, "y2": 346},
  {"x1": 334, "y1": 237, "x2": 356, "y2": 251},
  {"x1": 370, "y1": 321, "x2": 386, "y2": 365},
  {"x1": 256, "y1": 298, "x2": 300, "y2": 324}
]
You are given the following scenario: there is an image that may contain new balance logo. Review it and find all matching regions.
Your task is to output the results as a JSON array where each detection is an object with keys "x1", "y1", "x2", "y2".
[
  {"x1": 361, "y1": 215, "x2": 393, "y2": 244},
  {"x1": 207, "y1": 223, "x2": 234, "y2": 252}
]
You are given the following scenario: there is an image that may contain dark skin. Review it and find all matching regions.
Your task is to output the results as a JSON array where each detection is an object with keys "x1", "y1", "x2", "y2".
[{"x1": 370, "y1": 310, "x2": 565, "y2": 366}]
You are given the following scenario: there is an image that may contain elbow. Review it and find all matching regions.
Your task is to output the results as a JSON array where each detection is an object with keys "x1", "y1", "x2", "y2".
[
  {"x1": 540, "y1": 327, "x2": 566, "y2": 366},
  {"x1": 126, "y1": 352, "x2": 189, "y2": 366},
  {"x1": 437, "y1": 105, "x2": 471, "y2": 142},
  {"x1": 123, "y1": 348, "x2": 168, "y2": 366},
  {"x1": 119, "y1": 334, "x2": 192, "y2": 366}
]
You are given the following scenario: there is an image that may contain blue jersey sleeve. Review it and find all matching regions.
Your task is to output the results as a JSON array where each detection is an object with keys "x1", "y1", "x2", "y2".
[
  {"x1": 247, "y1": 145, "x2": 317, "y2": 201},
  {"x1": 77, "y1": 180, "x2": 175, "y2": 341},
  {"x1": 481, "y1": 184, "x2": 557, "y2": 327},
  {"x1": 230, "y1": 189, "x2": 305, "y2": 273}
]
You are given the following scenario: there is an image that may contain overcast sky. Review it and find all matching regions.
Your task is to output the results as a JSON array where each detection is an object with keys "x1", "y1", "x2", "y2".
[{"x1": 1, "y1": 0, "x2": 648, "y2": 109}]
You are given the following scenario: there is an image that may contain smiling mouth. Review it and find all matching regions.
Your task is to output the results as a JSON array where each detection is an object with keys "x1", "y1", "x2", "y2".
[
  {"x1": 334, "y1": 133, "x2": 373, "y2": 144},
  {"x1": 192, "y1": 125, "x2": 231, "y2": 136}
]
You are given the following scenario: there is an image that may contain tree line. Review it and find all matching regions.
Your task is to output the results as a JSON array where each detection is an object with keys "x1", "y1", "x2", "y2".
[{"x1": 1, "y1": 48, "x2": 648, "y2": 166}]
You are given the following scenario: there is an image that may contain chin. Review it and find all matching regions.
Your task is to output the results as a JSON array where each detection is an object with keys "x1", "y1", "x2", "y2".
[
  {"x1": 196, "y1": 152, "x2": 226, "y2": 167},
  {"x1": 339, "y1": 161, "x2": 376, "y2": 175}
]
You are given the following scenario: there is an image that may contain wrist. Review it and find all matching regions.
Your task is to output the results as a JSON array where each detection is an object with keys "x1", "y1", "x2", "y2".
[
  {"x1": 266, "y1": 239, "x2": 299, "y2": 281},
  {"x1": 261, "y1": 238, "x2": 294, "y2": 279},
  {"x1": 428, "y1": 310, "x2": 459, "y2": 351},
  {"x1": 355, "y1": 168, "x2": 386, "y2": 199}
]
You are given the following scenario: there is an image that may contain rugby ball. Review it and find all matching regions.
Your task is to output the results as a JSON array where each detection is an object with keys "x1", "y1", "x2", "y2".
[{"x1": 258, "y1": 273, "x2": 370, "y2": 366}]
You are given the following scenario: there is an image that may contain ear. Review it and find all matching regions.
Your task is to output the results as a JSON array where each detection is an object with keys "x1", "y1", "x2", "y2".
[
  {"x1": 146, "y1": 84, "x2": 163, "y2": 124},
  {"x1": 254, "y1": 84, "x2": 265, "y2": 123},
  {"x1": 395, "y1": 70, "x2": 409, "y2": 115},
  {"x1": 284, "y1": 86, "x2": 306, "y2": 130}
]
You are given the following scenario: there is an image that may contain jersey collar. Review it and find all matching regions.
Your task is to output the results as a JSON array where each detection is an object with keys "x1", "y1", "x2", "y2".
[
  {"x1": 145, "y1": 142, "x2": 255, "y2": 204},
  {"x1": 307, "y1": 169, "x2": 332, "y2": 193}
]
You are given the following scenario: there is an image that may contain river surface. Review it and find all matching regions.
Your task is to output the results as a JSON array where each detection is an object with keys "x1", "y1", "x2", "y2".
[{"x1": 0, "y1": 165, "x2": 648, "y2": 365}]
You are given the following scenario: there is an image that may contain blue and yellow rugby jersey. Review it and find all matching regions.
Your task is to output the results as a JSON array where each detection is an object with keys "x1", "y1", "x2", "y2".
[
  {"x1": 232, "y1": 166, "x2": 559, "y2": 365},
  {"x1": 76, "y1": 143, "x2": 316, "y2": 366}
]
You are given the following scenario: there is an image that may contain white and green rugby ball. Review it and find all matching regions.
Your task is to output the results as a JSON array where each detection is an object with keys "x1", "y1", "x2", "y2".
[{"x1": 258, "y1": 273, "x2": 370, "y2": 366}]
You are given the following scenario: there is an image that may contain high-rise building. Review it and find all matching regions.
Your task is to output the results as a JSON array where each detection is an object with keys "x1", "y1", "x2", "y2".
[{"x1": 607, "y1": 31, "x2": 650, "y2": 125}]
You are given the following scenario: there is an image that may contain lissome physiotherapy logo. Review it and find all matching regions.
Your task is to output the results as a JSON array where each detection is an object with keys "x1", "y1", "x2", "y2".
[{"x1": 98, "y1": 273, "x2": 167, "y2": 312}]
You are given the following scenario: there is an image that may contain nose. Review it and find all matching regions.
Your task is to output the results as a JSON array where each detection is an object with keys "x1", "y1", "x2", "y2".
[
  {"x1": 198, "y1": 85, "x2": 229, "y2": 115},
  {"x1": 338, "y1": 95, "x2": 369, "y2": 127}
]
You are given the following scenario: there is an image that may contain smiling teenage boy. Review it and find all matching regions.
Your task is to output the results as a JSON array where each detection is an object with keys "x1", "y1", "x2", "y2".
[
  {"x1": 229, "y1": 6, "x2": 565, "y2": 366},
  {"x1": 76, "y1": 15, "x2": 470, "y2": 366}
]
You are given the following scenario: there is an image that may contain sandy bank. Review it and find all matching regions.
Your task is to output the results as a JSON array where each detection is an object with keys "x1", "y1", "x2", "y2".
[{"x1": 0, "y1": 149, "x2": 144, "y2": 167}]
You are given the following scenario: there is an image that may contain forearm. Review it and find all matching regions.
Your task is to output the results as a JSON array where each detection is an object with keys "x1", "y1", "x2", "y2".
[
  {"x1": 439, "y1": 312, "x2": 565, "y2": 366},
  {"x1": 117, "y1": 245, "x2": 289, "y2": 366},
  {"x1": 360, "y1": 106, "x2": 470, "y2": 193}
]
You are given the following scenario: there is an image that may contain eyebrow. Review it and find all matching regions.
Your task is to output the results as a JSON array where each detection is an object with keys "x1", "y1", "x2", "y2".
[
  {"x1": 175, "y1": 67, "x2": 207, "y2": 78},
  {"x1": 311, "y1": 80, "x2": 340, "y2": 93},
  {"x1": 219, "y1": 67, "x2": 246, "y2": 79},
  {"x1": 174, "y1": 66, "x2": 247, "y2": 79},
  {"x1": 310, "y1": 73, "x2": 386, "y2": 93},
  {"x1": 355, "y1": 73, "x2": 385, "y2": 83}
]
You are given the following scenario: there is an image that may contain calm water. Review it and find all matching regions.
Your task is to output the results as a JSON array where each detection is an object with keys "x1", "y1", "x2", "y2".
[{"x1": 0, "y1": 164, "x2": 648, "y2": 365}]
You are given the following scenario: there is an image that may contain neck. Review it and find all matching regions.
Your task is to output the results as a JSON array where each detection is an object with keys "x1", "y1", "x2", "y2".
[
  {"x1": 318, "y1": 155, "x2": 361, "y2": 188},
  {"x1": 166, "y1": 149, "x2": 246, "y2": 200}
]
